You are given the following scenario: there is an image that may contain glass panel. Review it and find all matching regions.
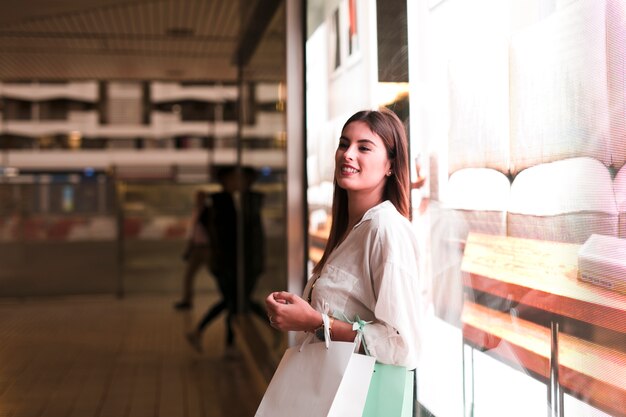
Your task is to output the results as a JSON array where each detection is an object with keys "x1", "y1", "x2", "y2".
[
  {"x1": 407, "y1": 1, "x2": 626, "y2": 416},
  {"x1": 306, "y1": 1, "x2": 626, "y2": 416},
  {"x1": 239, "y1": 0, "x2": 288, "y2": 353},
  {"x1": 0, "y1": 174, "x2": 118, "y2": 297},
  {"x1": 117, "y1": 181, "x2": 219, "y2": 295}
]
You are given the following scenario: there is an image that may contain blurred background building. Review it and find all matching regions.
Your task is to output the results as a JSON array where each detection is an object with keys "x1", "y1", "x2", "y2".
[
  {"x1": 0, "y1": 1, "x2": 293, "y2": 415},
  {"x1": 0, "y1": 79, "x2": 286, "y2": 296}
]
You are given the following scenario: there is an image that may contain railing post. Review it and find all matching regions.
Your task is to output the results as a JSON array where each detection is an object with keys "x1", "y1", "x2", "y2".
[
  {"x1": 463, "y1": 343, "x2": 474, "y2": 417},
  {"x1": 548, "y1": 321, "x2": 563, "y2": 417}
]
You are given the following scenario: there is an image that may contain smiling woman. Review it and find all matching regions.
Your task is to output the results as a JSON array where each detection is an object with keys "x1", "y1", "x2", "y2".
[
  {"x1": 320, "y1": 108, "x2": 411, "y2": 274},
  {"x1": 262, "y1": 108, "x2": 423, "y2": 416},
  {"x1": 336, "y1": 121, "x2": 391, "y2": 199}
]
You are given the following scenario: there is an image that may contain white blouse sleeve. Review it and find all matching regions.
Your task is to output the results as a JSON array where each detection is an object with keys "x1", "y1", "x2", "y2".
[{"x1": 361, "y1": 222, "x2": 422, "y2": 369}]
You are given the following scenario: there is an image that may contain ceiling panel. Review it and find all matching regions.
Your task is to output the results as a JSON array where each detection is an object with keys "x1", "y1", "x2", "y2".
[{"x1": 0, "y1": 0, "x2": 284, "y2": 82}]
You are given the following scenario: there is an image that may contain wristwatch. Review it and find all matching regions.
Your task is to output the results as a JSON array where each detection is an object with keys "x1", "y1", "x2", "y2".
[{"x1": 314, "y1": 316, "x2": 335, "y2": 341}]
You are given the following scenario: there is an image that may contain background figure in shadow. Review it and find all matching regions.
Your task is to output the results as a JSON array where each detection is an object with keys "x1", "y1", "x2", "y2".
[
  {"x1": 173, "y1": 190, "x2": 211, "y2": 310},
  {"x1": 187, "y1": 166, "x2": 266, "y2": 353}
]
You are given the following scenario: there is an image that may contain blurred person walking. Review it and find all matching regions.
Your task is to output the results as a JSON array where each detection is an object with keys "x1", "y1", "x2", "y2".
[
  {"x1": 186, "y1": 166, "x2": 267, "y2": 353},
  {"x1": 174, "y1": 190, "x2": 211, "y2": 310}
]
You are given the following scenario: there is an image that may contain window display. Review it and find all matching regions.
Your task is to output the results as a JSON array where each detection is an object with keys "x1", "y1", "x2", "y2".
[{"x1": 307, "y1": 1, "x2": 626, "y2": 416}]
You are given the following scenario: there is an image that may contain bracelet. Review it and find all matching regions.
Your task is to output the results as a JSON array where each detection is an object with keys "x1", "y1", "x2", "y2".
[{"x1": 314, "y1": 314, "x2": 335, "y2": 341}]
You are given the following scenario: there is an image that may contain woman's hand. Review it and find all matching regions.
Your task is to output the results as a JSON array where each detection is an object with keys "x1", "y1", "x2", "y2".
[{"x1": 265, "y1": 292, "x2": 322, "y2": 332}]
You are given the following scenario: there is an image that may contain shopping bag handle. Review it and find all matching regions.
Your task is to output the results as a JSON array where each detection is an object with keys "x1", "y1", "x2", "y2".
[
  {"x1": 298, "y1": 333, "x2": 316, "y2": 351},
  {"x1": 298, "y1": 313, "x2": 363, "y2": 354}
]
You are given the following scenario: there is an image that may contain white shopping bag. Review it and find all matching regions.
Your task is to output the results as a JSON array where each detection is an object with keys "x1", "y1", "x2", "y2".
[{"x1": 255, "y1": 335, "x2": 376, "y2": 417}]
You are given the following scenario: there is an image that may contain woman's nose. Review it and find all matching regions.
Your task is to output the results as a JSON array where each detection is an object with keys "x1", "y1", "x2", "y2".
[{"x1": 343, "y1": 145, "x2": 355, "y2": 160}]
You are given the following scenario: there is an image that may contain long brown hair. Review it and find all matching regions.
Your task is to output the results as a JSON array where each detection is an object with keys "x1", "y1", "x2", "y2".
[{"x1": 313, "y1": 108, "x2": 411, "y2": 275}]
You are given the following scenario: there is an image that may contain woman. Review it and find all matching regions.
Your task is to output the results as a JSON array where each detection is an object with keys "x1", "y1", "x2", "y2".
[{"x1": 265, "y1": 108, "x2": 422, "y2": 370}]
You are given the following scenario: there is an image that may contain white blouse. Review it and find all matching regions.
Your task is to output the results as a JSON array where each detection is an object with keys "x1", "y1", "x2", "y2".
[{"x1": 303, "y1": 200, "x2": 424, "y2": 369}]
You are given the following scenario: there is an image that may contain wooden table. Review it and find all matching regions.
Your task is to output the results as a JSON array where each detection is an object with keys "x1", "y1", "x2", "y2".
[
  {"x1": 461, "y1": 233, "x2": 626, "y2": 333},
  {"x1": 461, "y1": 233, "x2": 626, "y2": 417}
]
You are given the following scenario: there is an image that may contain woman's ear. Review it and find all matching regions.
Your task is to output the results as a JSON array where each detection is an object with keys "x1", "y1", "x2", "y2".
[{"x1": 386, "y1": 161, "x2": 393, "y2": 176}]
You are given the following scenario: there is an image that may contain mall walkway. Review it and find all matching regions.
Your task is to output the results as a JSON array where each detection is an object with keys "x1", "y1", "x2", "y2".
[{"x1": 0, "y1": 294, "x2": 264, "y2": 417}]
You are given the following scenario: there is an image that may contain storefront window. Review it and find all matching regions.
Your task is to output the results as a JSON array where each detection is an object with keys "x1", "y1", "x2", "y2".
[
  {"x1": 307, "y1": 1, "x2": 626, "y2": 416},
  {"x1": 409, "y1": 1, "x2": 626, "y2": 416}
]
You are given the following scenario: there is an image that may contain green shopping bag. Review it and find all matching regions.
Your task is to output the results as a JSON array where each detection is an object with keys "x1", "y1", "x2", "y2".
[{"x1": 362, "y1": 363, "x2": 414, "y2": 417}]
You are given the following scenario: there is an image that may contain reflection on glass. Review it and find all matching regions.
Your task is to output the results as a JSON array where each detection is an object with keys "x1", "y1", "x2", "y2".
[
  {"x1": 308, "y1": 0, "x2": 626, "y2": 416},
  {"x1": 409, "y1": 1, "x2": 626, "y2": 416},
  {"x1": 239, "y1": 0, "x2": 288, "y2": 355}
]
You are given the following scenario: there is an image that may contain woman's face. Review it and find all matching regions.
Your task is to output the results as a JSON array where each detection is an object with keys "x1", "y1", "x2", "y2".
[{"x1": 335, "y1": 121, "x2": 391, "y2": 196}]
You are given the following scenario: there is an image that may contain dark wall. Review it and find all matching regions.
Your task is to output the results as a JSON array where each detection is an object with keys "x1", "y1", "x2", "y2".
[{"x1": 376, "y1": 0, "x2": 408, "y2": 83}]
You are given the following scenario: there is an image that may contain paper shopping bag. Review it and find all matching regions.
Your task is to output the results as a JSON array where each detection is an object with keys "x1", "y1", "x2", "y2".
[
  {"x1": 362, "y1": 363, "x2": 414, "y2": 417},
  {"x1": 255, "y1": 339, "x2": 376, "y2": 417}
]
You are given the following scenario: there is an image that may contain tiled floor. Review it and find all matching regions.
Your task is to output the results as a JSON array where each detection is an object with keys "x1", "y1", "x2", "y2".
[{"x1": 0, "y1": 294, "x2": 264, "y2": 417}]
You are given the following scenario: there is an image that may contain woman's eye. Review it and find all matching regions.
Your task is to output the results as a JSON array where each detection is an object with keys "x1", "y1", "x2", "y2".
[
  {"x1": 359, "y1": 146, "x2": 371, "y2": 152},
  {"x1": 338, "y1": 142, "x2": 348, "y2": 149}
]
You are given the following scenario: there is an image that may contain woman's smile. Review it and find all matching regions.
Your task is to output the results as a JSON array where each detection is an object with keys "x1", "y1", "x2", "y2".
[
  {"x1": 335, "y1": 121, "x2": 391, "y2": 195},
  {"x1": 340, "y1": 164, "x2": 360, "y2": 175}
]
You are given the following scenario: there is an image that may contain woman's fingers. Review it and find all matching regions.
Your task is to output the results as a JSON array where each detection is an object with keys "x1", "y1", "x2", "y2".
[
  {"x1": 265, "y1": 293, "x2": 283, "y2": 328},
  {"x1": 265, "y1": 292, "x2": 316, "y2": 331},
  {"x1": 265, "y1": 292, "x2": 291, "y2": 327},
  {"x1": 272, "y1": 291, "x2": 294, "y2": 304}
]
